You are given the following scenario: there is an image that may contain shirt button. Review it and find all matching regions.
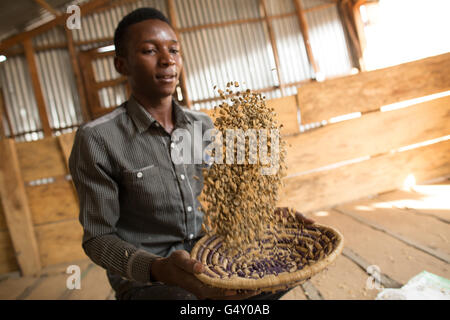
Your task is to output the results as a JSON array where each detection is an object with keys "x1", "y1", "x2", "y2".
[
  {"x1": 136, "y1": 172, "x2": 143, "y2": 178},
  {"x1": 170, "y1": 142, "x2": 175, "y2": 149},
  {"x1": 187, "y1": 206, "x2": 192, "y2": 212},
  {"x1": 180, "y1": 174, "x2": 185, "y2": 180},
  {"x1": 188, "y1": 233, "x2": 194, "y2": 240}
]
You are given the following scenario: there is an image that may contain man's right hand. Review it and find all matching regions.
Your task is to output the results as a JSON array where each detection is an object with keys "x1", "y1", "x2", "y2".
[{"x1": 150, "y1": 250, "x2": 260, "y2": 300}]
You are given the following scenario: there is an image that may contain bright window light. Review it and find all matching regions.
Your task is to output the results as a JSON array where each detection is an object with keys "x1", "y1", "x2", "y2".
[
  {"x1": 97, "y1": 45, "x2": 115, "y2": 53},
  {"x1": 361, "y1": 0, "x2": 450, "y2": 71}
]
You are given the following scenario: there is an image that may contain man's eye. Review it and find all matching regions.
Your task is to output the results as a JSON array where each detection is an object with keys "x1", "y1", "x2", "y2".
[
  {"x1": 143, "y1": 49, "x2": 156, "y2": 54},
  {"x1": 170, "y1": 49, "x2": 180, "y2": 54}
]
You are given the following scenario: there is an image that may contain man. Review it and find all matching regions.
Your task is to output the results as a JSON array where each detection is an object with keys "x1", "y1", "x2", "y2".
[{"x1": 69, "y1": 7, "x2": 313, "y2": 300}]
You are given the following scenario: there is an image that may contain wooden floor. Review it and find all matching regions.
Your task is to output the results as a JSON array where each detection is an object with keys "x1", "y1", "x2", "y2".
[{"x1": 0, "y1": 178, "x2": 449, "y2": 300}]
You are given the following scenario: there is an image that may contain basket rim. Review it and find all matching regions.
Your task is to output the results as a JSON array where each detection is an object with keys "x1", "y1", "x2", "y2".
[{"x1": 190, "y1": 223, "x2": 344, "y2": 290}]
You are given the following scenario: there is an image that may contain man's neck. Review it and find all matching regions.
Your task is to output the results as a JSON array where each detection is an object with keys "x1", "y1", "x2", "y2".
[{"x1": 132, "y1": 93, "x2": 175, "y2": 133}]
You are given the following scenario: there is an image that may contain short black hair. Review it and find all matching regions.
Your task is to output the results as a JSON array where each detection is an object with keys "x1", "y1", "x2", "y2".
[{"x1": 114, "y1": 7, "x2": 171, "y2": 57}]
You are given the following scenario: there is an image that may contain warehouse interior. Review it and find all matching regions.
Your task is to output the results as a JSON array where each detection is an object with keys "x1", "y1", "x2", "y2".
[{"x1": 0, "y1": 0, "x2": 449, "y2": 300}]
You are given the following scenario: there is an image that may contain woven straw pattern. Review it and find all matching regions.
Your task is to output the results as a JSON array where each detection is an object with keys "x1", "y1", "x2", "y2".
[{"x1": 191, "y1": 219, "x2": 344, "y2": 292}]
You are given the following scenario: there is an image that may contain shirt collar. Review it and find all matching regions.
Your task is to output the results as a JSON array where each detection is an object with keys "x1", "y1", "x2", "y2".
[{"x1": 126, "y1": 95, "x2": 191, "y2": 133}]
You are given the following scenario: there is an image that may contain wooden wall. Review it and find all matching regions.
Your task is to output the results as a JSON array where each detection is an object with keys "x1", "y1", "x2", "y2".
[{"x1": 0, "y1": 53, "x2": 449, "y2": 276}]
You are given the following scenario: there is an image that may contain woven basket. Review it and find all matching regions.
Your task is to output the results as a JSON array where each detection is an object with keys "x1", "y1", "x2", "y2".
[{"x1": 191, "y1": 219, "x2": 344, "y2": 292}]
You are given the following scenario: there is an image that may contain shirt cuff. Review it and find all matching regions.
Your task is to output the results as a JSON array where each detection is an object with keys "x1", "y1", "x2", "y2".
[{"x1": 126, "y1": 249, "x2": 161, "y2": 283}]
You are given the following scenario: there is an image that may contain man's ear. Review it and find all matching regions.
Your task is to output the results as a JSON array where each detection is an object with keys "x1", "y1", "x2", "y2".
[{"x1": 114, "y1": 56, "x2": 130, "y2": 76}]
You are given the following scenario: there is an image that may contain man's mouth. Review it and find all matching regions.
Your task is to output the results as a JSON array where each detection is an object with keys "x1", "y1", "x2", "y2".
[{"x1": 156, "y1": 74, "x2": 176, "y2": 82}]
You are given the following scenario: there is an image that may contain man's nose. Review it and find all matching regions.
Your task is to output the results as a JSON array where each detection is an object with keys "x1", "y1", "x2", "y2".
[{"x1": 159, "y1": 50, "x2": 175, "y2": 66}]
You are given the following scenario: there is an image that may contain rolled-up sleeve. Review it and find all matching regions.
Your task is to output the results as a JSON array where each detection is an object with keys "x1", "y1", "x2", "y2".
[{"x1": 69, "y1": 126, "x2": 159, "y2": 283}]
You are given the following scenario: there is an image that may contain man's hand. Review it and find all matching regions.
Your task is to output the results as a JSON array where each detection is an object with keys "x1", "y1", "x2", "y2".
[
  {"x1": 274, "y1": 207, "x2": 315, "y2": 225},
  {"x1": 150, "y1": 250, "x2": 261, "y2": 300}
]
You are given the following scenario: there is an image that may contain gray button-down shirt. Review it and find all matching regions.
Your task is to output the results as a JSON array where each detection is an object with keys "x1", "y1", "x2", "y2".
[{"x1": 69, "y1": 96, "x2": 214, "y2": 284}]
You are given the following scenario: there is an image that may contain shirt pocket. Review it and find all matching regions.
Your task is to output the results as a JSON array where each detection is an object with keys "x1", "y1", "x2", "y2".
[{"x1": 121, "y1": 165, "x2": 164, "y2": 196}]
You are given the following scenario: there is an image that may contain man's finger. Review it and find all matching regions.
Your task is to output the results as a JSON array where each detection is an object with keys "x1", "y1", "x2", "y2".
[{"x1": 171, "y1": 250, "x2": 205, "y2": 274}]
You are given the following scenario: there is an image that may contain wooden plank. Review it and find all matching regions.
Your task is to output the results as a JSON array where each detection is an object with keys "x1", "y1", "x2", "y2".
[
  {"x1": 309, "y1": 208, "x2": 450, "y2": 285},
  {"x1": 0, "y1": 197, "x2": 7, "y2": 230},
  {"x1": 342, "y1": 247, "x2": 402, "y2": 289},
  {"x1": 279, "y1": 139, "x2": 450, "y2": 213},
  {"x1": 266, "y1": 95, "x2": 300, "y2": 136},
  {"x1": 334, "y1": 206, "x2": 450, "y2": 263},
  {"x1": 337, "y1": 198, "x2": 450, "y2": 255},
  {"x1": 62, "y1": 264, "x2": 112, "y2": 300},
  {"x1": 300, "y1": 281, "x2": 323, "y2": 300},
  {"x1": 298, "y1": 53, "x2": 450, "y2": 124},
  {"x1": 285, "y1": 95, "x2": 450, "y2": 175},
  {"x1": 0, "y1": 88, "x2": 5, "y2": 139},
  {"x1": 0, "y1": 230, "x2": 19, "y2": 274},
  {"x1": 309, "y1": 255, "x2": 380, "y2": 299},
  {"x1": 16, "y1": 137, "x2": 67, "y2": 182},
  {"x1": 23, "y1": 39, "x2": 52, "y2": 137},
  {"x1": 0, "y1": 275, "x2": 37, "y2": 299},
  {"x1": 280, "y1": 285, "x2": 307, "y2": 300},
  {"x1": 26, "y1": 179, "x2": 78, "y2": 225},
  {"x1": 375, "y1": 188, "x2": 450, "y2": 224},
  {"x1": 34, "y1": 219, "x2": 86, "y2": 267},
  {"x1": 0, "y1": 139, "x2": 41, "y2": 276},
  {"x1": 0, "y1": 88, "x2": 14, "y2": 138},
  {"x1": 24, "y1": 272, "x2": 69, "y2": 300},
  {"x1": 57, "y1": 131, "x2": 77, "y2": 170}
]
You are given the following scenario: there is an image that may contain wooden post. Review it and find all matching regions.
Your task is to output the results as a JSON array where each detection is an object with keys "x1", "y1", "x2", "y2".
[
  {"x1": 0, "y1": 88, "x2": 15, "y2": 139},
  {"x1": 260, "y1": 0, "x2": 285, "y2": 96},
  {"x1": 33, "y1": 0, "x2": 59, "y2": 16},
  {"x1": 336, "y1": 0, "x2": 364, "y2": 71},
  {"x1": 167, "y1": 0, "x2": 192, "y2": 109},
  {"x1": 293, "y1": 0, "x2": 320, "y2": 76},
  {"x1": 64, "y1": 27, "x2": 91, "y2": 122},
  {"x1": 23, "y1": 38, "x2": 52, "y2": 137},
  {"x1": 0, "y1": 139, "x2": 41, "y2": 276},
  {"x1": 0, "y1": 89, "x2": 6, "y2": 139}
]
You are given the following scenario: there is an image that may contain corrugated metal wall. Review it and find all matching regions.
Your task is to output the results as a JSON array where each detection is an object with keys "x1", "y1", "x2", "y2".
[{"x1": 0, "y1": 0, "x2": 354, "y2": 140}]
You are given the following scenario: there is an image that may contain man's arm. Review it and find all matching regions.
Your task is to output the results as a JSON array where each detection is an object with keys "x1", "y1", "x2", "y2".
[{"x1": 69, "y1": 126, "x2": 159, "y2": 283}]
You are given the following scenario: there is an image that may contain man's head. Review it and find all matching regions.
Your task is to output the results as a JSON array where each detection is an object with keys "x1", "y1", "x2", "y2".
[{"x1": 113, "y1": 8, "x2": 182, "y2": 99}]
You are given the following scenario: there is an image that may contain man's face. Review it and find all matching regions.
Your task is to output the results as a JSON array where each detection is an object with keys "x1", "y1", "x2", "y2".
[{"x1": 116, "y1": 19, "x2": 182, "y2": 99}]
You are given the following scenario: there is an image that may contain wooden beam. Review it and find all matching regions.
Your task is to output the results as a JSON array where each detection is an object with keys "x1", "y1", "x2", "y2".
[
  {"x1": 0, "y1": 0, "x2": 110, "y2": 53},
  {"x1": 65, "y1": 27, "x2": 90, "y2": 122},
  {"x1": 23, "y1": 39, "x2": 52, "y2": 137},
  {"x1": 0, "y1": 89, "x2": 6, "y2": 139},
  {"x1": 0, "y1": 139, "x2": 41, "y2": 276},
  {"x1": 34, "y1": 0, "x2": 59, "y2": 16},
  {"x1": 167, "y1": 0, "x2": 192, "y2": 109},
  {"x1": 293, "y1": 0, "x2": 320, "y2": 75},
  {"x1": 260, "y1": 0, "x2": 285, "y2": 96}
]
